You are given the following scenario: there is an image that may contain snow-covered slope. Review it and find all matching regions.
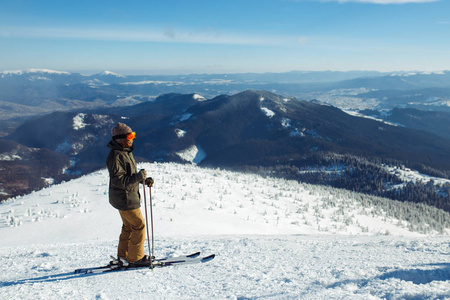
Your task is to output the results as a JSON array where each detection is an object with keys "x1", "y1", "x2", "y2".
[
  {"x1": 2, "y1": 162, "x2": 446, "y2": 245},
  {"x1": 1, "y1": 163, "x2": 449, "y2": 299}
]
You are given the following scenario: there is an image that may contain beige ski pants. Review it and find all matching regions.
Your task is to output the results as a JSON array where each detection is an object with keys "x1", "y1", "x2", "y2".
[{"x1": 118, "y1": 208, "x2": 145, "y2": 263}]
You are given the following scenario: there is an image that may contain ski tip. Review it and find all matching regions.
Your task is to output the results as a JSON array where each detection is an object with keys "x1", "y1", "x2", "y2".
[
  {"x1": 187, "y1": 251, "x2": 201, "y2": 258},
  {"x1": 201, "y1": 254, "x2": 215, "y2": 263}
]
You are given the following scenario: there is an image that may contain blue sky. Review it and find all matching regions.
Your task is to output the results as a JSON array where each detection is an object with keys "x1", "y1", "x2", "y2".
[{"x1": 1, "y1": 0, "x2": 449, "y2": 74}]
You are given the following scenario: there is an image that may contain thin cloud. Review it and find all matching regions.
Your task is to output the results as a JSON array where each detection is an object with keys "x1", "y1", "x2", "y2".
[
  {"x1": 163, "y1": 27, "x2": 177, "y2": 39},
  {"x1": 0, "y1": 26, "x2": 301, "y2": 46},
  {"x1": 298, "y1": 37, "x2": 309, "y2": 46}
]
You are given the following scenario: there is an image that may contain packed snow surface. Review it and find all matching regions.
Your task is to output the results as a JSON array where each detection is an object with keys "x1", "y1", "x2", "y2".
[{"x1": 0, "y1": 163, "x2": 449, "y2": 299}]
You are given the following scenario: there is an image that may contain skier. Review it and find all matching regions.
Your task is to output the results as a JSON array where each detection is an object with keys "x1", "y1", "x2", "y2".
[{"x1": 106, "y1": 122, "x2": 154, "y2": 266}]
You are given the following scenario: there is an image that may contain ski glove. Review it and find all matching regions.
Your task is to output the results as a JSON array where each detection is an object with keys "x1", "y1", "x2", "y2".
[
  {"x1": 145, "y1": 177, "x2": 154, "y2": 187},
  {"x1": 138, "y1": 169, "x2": 147, "y2": 182}
]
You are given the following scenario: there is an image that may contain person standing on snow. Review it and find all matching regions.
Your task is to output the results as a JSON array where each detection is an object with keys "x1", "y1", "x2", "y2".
[{"x1": 106, "y1": 122, "x2": 154, "y2": 266}]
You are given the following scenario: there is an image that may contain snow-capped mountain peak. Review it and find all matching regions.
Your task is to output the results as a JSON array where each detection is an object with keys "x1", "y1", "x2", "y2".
[
  {"x1": 96, "y1": 70, "x2": 126, "y2": 78},
  {"x1": 193, "y1": 93, "x2": 207, "y2": 101}
]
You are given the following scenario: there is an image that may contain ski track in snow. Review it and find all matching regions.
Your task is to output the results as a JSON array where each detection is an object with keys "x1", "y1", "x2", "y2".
[{"x1": 0, "y1": 162, "x2": 449, "y2": 299}]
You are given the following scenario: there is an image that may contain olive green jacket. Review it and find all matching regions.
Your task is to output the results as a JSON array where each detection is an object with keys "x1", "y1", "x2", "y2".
[{"x1": 106, "y1": 140, "x2": 145, "y2": 211}]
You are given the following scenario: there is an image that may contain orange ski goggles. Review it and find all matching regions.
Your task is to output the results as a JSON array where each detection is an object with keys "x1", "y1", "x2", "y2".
[{"x1": 113, "y1": 132, "x2": 136, "y2": 141}]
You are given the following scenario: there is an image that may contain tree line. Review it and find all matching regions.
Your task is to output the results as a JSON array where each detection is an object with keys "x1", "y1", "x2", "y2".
[{"x1": 234, "y1": 152, "x2": 450, "y2": 213}]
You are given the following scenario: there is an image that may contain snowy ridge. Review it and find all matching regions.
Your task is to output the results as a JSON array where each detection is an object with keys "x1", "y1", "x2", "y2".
[
  {"x1": 120, "y1": 80, "x2": 184, "y2": 86},
  {"x1": 344, "y1": 110, "x2": 402, "y2": 126},
  {"x1": 1, "y1": 163, "x2": 449, "y2": 299},
  {"x1": 0, "y1": 69, "x2": 71, "y2": 75},
  {"x1": 97, "y1": 70, "x2": 126, "y2": 78},
  {"x1": 390, "y1": 71, "x2": 447, "y2": 77}
]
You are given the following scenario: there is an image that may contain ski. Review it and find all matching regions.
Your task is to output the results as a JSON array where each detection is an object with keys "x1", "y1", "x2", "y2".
[
  {"x1": 107, "y1": 251, "x2": 201, "y2": 265},
  {"x1": 74, "y1": 252, "x2": 213, "y2": 274},
  {"x1": 155, "y1": 251, "x2": 201, "y2": 262},
  {"x1": 74, "y1": 264, "x2": 113, "y2": 274},
  {"x1": 153, "y1": 254, "x2": 215, "y2": 268}
]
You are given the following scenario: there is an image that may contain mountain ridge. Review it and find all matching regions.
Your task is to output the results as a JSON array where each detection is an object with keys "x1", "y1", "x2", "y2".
[
  {"x1": 1, "y1": 69, "x2": 450, "y2": 125},
  {"x1": 2, "y1": 90, "x2": 449, "y2": 211}
]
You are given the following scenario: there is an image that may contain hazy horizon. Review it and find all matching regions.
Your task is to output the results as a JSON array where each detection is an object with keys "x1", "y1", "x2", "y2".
[{"x1": 2, "y1": 68, "x2": 448, "y2": 77}]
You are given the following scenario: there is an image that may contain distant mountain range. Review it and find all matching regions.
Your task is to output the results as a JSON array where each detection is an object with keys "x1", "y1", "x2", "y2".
[
  {"x1": 1, "y1": 69, "x2": 450, "y2": 124},
  {"x1": 1, "y1": 90, "x2": 449, "y2": 212}
]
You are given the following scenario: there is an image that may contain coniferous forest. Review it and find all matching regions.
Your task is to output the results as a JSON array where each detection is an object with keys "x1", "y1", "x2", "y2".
[{"x1": 235, "y1": 153, "x2": 450, "y2": 213}]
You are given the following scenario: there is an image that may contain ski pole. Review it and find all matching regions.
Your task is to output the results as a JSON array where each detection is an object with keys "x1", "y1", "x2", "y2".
[
  {"x1": 149, "y1": 185, "x2": 155, "y2": 260},
  {"x1": 142, "y1": 179, "x2": 153, "y2": 268}
]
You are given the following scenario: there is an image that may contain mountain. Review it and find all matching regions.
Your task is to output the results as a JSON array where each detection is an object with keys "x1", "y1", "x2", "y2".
[
  {"x1": 350, "y1": 87, "x2": 450, "y2": 112},
  {"x1": 358, "y1": 108, "x2": 450, "y2": 140},
  {"x1": 0, "y1": 138, "x2": 71, "y2": 201},
  {"x1": 1, "y1": 69, "x2": 450, "y2": 126},
  {"x1": 0, "y1": 69, "x2": 74, "y2": 81},
  {"x1": 0, "y1": 162, "x2": 449, "y2": 299},
  {"x1": 173, "y1": 90, "x2": 450, "y2": 168},
  {"x1": 335, "y1": 71, "x2": 450, "y2": 90},
  {"x1": 4, "y1": 90, "x2": 450, "y2": 211},
  {"x1": 10, "y1": 90, "x2": 450, "y2": 170},
  {"x1": 87, "y1": 70, "x2": 128, "y2": 84}
]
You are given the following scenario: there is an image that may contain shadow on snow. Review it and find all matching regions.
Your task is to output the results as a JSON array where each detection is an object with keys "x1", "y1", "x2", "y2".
[
  {"x1": 0, "y1": 267, "x2": 136, "y2": 288},
  {"x1": 323, "y1": 263, "x2": 450, "y2": 298}
]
